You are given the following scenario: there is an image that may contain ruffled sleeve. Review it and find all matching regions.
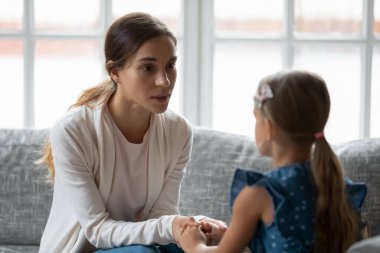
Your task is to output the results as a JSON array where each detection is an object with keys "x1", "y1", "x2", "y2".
[{"x1": 230, "y1": 168, "x2": 264, "y2": 207}]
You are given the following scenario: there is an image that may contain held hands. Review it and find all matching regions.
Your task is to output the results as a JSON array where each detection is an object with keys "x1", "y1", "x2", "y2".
[
  {"x1": 179, "y1": 223, "x2": 208, "y2": 252},
  {"x1": 172, "y1": 216, "x2": 200, "y2": 243},
  {"x1": 198, "y1": 217, "x2": 227, "y2": 245},
  {"x1": 175, "y1": 216, "x2": 227, "y2": 251}
]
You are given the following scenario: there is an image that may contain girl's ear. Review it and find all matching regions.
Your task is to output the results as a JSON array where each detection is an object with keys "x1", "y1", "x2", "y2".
[
  {"x1": 264, "y1": 118, "x2": 274, "y2": 141},
  {"x1": 106, "y1": 60, "x2": 119, "y2": 83}
]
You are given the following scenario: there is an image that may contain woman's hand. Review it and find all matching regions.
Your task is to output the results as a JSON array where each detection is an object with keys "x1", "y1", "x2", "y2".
[{"x1": 172, "y1": 216, "x2": 199, "y2": 243}]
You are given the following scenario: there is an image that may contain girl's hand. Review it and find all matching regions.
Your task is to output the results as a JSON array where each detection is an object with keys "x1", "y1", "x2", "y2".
[{"x1": 179, "y1": 224, "x2": 207, "y2": 251}]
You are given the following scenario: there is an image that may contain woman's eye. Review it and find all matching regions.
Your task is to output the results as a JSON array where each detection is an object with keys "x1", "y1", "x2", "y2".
[
  {"x1": 142, "y1": 65, "x2": 152, "y2": 71},
  {"x1": 167, "y1": 62, "x2": 176, "y2": 70}
]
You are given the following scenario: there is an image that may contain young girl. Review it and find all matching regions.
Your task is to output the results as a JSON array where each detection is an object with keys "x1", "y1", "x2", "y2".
[
  {"x1": 178, "y1": 70, "x2": 360, "y2": 253},
  {"x1": 38, "y1": 12, "x2": 224, "y2": 253}
]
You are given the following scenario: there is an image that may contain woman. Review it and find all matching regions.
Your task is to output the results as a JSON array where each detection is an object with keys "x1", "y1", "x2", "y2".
[{"x1": 39, "y1": 12, "x2": 225, "y2": 253}]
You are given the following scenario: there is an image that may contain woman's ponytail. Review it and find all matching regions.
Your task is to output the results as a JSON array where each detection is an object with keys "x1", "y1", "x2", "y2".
[{"x1": 38, "y1": 80, "x2": 116, "y2": 182}]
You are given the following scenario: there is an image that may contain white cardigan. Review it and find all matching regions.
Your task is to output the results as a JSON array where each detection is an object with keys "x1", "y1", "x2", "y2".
[{"x1": 39, "y1": 104, "x2": 193, "y2": 253}]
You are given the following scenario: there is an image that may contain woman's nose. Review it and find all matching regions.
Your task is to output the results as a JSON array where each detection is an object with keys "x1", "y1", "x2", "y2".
[{"x1": 155, "y1": 71, "x2": 170, "y2": 87}]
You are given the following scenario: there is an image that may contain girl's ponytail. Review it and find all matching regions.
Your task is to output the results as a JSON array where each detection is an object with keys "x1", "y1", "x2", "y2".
[{"x1": 311, "y1": 137, "x2": 358, "y2": 253}]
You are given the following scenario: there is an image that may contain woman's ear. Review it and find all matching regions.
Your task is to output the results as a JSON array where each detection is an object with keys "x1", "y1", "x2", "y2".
[{"x1": 106, "y1": 60, "x2": 119, "y2": 83}]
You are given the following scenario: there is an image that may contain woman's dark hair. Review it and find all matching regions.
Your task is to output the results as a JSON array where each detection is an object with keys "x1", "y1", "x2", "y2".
[
  {"x1": 104, "y1": 12, "x2": 176, "y2": 74},
  {"x1": 257, "y1": 70, "x2": 358, "y2": 253},
  {"x1": 39, "y1": 12, "x2": 176, "y2": 181}
]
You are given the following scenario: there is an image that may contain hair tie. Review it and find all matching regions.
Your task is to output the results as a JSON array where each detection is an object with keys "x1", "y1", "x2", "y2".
[
  {"x1": 254, "y1": 83, "x2": 274, "y2": 108},
  {"x1": 314, "y1": 132, "x2": 324, "y2": 139}
]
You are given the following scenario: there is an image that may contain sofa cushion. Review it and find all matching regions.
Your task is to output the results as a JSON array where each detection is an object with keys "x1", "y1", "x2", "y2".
[
  {"x1": 0, "y1": 129, "x2": 52, "y2": 246},
  {"x1": 346, "y1": 235, "x2": 380, "y2": 253},
  {"x1": 0, "y1": 245, "x2": 39, "y2": 253}
]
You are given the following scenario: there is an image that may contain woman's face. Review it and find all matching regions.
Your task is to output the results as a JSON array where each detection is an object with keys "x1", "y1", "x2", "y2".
[{"x1": 113, "y1": 35, "x2": 177, "y2": 114}]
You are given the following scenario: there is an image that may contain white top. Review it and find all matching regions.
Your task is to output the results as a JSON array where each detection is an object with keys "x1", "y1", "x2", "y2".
[
  {"x1": 39, "y1": 104, "x2": 193, "y2": 253},
  {"x1": 105, "y1": 106, "x2": 149, "y2": 221}
]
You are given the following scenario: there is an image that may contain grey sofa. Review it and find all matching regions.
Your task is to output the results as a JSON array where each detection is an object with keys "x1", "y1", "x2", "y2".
[{"x1": 0, "y1": 128, "x2": 379, "y2": 252}]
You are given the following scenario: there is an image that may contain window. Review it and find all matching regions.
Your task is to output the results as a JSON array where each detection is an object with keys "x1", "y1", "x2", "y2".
[
  {"x1": 0, "y1": 0, "x2": 181, "y2": 129},
  {"x1": 209, "y1": 0, "x2": 379, "y2": 144},
  {"x1": 1, "y1": 0, "x2": 379, "y2": 144}
]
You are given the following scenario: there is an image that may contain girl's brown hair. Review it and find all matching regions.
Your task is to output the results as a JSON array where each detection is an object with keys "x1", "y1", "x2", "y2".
[
  {"x1": 257, "y1": 70, "x2": 358, "y2": 253},
  {"x1": 39, "y1": 12, "x2": 176, "y2": 181}
]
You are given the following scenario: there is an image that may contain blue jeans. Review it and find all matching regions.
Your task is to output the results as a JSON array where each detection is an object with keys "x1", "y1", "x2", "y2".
[{"x1": 94, "y1": 243, "x2": 184, "y2": 253}]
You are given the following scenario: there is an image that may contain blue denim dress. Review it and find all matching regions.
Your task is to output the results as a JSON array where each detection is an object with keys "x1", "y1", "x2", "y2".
[{"x1": 230, "y1": 162, "x2": 367, "y2": 253}]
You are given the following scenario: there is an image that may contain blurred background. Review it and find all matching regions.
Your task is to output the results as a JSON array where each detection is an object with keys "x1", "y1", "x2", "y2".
[{"x1": 0, "y1": 0, "x2": 379, "y2": 144}]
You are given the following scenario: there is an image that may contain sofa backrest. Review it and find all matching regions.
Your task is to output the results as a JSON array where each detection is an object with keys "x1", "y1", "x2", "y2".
[
  {"x1": 179, "y1": 127, "x2": 380, "y2": 236},
  {"x1": 335, "y1": 138, "x2": 380, "y2": 236},
  {"x1": 0, "y1": 129, "x2": 51, "y2": 246},
  {"x1": 179, "y1": 127, "x2": 271, "y2": 223},
  {"x1": 0, "y1": 128, "x2": 379, "y2": 246}
]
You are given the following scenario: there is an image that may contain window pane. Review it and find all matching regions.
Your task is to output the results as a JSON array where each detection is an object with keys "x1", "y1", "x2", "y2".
[
  {"x1": 371, "y1": 46, "x2": 380, "y2": 137},
  {"x1": 295, "y1": 0, "x2": 362, "y2": 37},
  {"x1": 375, "y1": 0, "x2": 380, "y2": 36},
  {"x1": 215, "y1": 0, "x2": 284, "y2": 36},
  {"x1": 294, "y1": 45, "x2": 361, "y2": 144},
  {"x1": 35, "y1": 0, "x2": 100, "y2": 31},
  {"x1": 0, "y1": 0, "x2": 23, "y2": 30},
  {"x1": 34, "y1": 40, "x2": 102, "y2": 128},
  {"x1": 0, "y1": 40, "x2": 23, "y2": 128},
  {"x1": 213, "y1": 43, "x2": 282, "y2": 137},
  {"x1": 112, "y1": 0, "x2": 181, "y2": 36}
]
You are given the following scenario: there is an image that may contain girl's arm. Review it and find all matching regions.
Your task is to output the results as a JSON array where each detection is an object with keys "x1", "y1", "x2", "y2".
[{"x1": 179, "y1": 185, "x2": 273, "y2": 253}]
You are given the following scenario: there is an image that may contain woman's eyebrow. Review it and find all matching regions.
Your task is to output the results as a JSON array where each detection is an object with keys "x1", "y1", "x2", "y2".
[
  {"x1": 138, "y1": 57, "x2": 157, "y2": 62},
  {"x1": 138, "y1": 56, "x2": 177, "y2": 62}
]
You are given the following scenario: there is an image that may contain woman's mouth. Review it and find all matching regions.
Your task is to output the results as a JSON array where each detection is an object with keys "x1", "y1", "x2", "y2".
[{"x1": 151, "y1": 94, "x2": 171, "y2": 103}]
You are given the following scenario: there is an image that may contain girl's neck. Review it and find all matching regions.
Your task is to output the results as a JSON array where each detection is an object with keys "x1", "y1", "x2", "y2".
[
  {"x1": 271, "y1": 142, "x2": 311, "y2": 168},
  {"x1": 107, "y1": 96, "x2": 151, "y2": 144}
]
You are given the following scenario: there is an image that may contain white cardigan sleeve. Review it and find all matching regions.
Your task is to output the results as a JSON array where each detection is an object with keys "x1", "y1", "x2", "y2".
[{"x1": 50, "y1": 121, "x2": 176, "y2": 249}]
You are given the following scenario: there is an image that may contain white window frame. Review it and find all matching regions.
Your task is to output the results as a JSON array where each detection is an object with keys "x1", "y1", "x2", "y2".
[
  {"x1": 1, "y1": 0, "x2": 378, "y2": 139},
  {"x1": 186, "y1": 0, "x2": 377, "y2": 139},
  {"x1": 0, "y1": 0, "x2": 112, "y2": 127}
]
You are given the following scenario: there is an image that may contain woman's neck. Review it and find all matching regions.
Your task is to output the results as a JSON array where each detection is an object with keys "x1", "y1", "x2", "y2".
[{"x1": 107, "y1": 96, "x2": 151, "y2": 144}]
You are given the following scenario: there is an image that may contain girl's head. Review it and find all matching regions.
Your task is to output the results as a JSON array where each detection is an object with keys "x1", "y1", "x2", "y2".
[
  {"x1": 254, "y1": 70, "x2": 330, "y2": 147},
  {"x1": 104, "y1": 12, "x2": 176, "y2": 75}
]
